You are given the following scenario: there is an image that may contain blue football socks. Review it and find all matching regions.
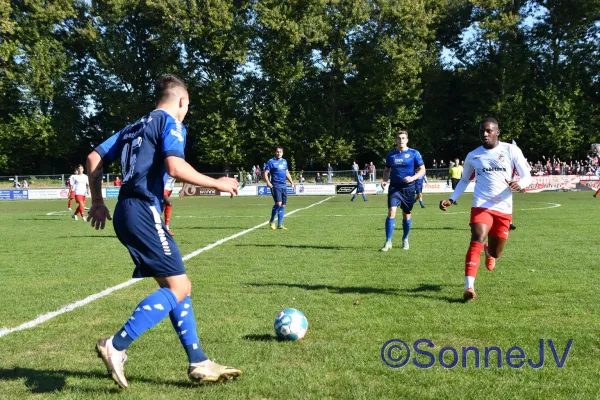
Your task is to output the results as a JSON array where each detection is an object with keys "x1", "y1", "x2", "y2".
[
  {"x1": 278, "y1": 206, "x2": 285, "y2": 226},
  {"x1": 385, "y1": 217, "x2": 395, "y2": 241},
  {"x1": 362, "y1": 194, "x2": 367, "y2": 201},
  {"x1": 169, "y1": 296, "x2": 208, "y2": 364},
  {"x1": 402, "y1": 218, "x2": 412, "y2": 240},
  {"x1": 112, "y1": 287, "x2": 178, "y2": 351},
  {"x1": 270, "y1": 205, "x2": 279, "y2": 223}
]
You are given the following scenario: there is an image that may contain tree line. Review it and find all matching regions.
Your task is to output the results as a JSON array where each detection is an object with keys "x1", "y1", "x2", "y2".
[{"x1": 1, "y1": 0, "x2": 598, "y2": 175}]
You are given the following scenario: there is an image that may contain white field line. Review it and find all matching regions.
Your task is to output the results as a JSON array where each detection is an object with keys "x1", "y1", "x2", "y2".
[{"x1": 0, "y1": 196, "x2": 334, "y2": 339}]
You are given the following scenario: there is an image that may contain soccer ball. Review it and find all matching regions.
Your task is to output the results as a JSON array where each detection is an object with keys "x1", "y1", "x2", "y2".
[{"x1": 274, "y1": 308, "x2": 308, "y2": 341}]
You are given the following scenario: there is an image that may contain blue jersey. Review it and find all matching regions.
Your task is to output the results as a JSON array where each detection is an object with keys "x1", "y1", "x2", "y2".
[
  {"x1": 265, "y1": 158, "x2": 288, "y2": 187},
  {"x1": 385, "y1": 148, "x2": 424, "y2": 188},
  {"x1": 95, "y1": 109, "x2": 186, "y2": 209},
  {"x1": 357, "y1": 174, "x2": 364, "y2": 187}
]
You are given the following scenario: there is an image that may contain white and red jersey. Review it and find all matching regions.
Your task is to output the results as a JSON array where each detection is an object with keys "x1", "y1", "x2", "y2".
[
  {"x1": 450, "y1": 142, "x2": 531, "y2": 214},
  {"x1": 72, "y1": 174, "x2": 89, "y2": 196},
  {"x1": 164, "y1": 176, "x2": 176, "y2": 192},
  {"x1": 67, "y1": 174, "x2": 76, "y2": 188}
]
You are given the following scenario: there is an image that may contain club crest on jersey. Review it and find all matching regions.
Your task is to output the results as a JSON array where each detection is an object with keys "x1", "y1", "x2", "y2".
[{"x1": 404, "y1": 153, "x2": 410, "y2": 158}]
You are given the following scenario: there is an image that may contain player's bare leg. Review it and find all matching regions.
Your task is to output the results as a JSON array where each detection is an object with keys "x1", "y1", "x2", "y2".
[{"x1": 463, "y1": 223, "x2": 491, "y2": 301}]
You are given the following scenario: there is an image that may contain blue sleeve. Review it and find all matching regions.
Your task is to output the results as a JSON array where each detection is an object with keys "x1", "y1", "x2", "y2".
[
  {"x1": 385, "y1": 153, "x2": 391, "y2": 168},
  {"x1": 414, "y1": 150, "x2": 424, "y2": 167},
  {"x1": 264, "y1": 160, "x2": 273, "y2": 172},
  {"x1": 161, "y1": 116, "x2": 186, "y2": 159},
  {"x1": 95, "y1": 131, "x2": 121, "y2": 163}
]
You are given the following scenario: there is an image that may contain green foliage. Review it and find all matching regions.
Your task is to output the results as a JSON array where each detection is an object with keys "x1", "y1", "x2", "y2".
[{"x1": 0, "y1": 0, "x2": 598, "y2": 174}]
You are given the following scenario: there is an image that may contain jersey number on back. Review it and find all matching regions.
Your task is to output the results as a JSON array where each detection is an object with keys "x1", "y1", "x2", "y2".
[{"x1": 121, "y1": 137, "x2": 143, "y2": 184}]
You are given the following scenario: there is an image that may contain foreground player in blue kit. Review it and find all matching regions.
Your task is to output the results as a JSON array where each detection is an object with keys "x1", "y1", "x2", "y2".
[
  {"x1": 380, "y1": 130, "x2": 426, "y2": 251},
  {"x1": 86, "y1": 75, "x2": 242, "y2": 388},
  {"x1": 263, "y1": 146, "x2": 295, "y2": 230}
]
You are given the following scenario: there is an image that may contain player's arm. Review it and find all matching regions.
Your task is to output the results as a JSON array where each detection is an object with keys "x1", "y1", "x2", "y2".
[
  {"x1": 406, "y1": 164, "x2": 425, "y2": 183},
  {"x1": 285, "y1": 169, "x2": 295, "y2": 189},
  {"x1": 87, "y1": 151, "x2": 112, "y2": 229},
  {"x1": 263, "y1": 168, "x2": 272, "y2": 188},
  {"x1": 86, "y1": 131, "x2": 123, "y2": 229},
  {"x1": 508, "y1": 148, "x2": 532, "y2": 191},
  {"x1": 165, "y1": 157, "x2": 238, "y2": 197},
  {"x1": 382, "y1": 167, "x2": 391, "y2": 189},
  {"x1": 440, "y1": 157, "x2": 473, "y2": 211}
]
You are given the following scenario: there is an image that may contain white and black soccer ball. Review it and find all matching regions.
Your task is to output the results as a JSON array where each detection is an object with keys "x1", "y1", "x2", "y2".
[{"x1": 274, "y1": 308, "x2": 308, "y2": 341}]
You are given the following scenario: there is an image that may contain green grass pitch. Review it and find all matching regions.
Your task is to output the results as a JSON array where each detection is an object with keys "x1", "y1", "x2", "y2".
[{"x1": 0, "y1": 192, "x2": 599, "y2": 399}]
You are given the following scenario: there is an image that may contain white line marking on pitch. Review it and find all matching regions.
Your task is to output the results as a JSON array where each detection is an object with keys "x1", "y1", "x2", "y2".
[{"x1": 0, "y1": 196, "x2": 334, "y2": 339}]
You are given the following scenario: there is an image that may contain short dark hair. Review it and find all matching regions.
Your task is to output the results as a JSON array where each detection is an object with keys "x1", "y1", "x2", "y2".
[
  {"x1": 396, "y1": 130, "x2": 408, "y2": 139},
  {"x1": 155, "y1": 74, "x2": 187, "y2": 104},
  {"x1": 76, "y1": 164, "x2": 83, "y2": 169},
  {"x1": 275, "y1": 145, "x2": 284, "y2": 151},
  {"x1": 480, "y1": 117, "x2": 499, "y2": 127}
]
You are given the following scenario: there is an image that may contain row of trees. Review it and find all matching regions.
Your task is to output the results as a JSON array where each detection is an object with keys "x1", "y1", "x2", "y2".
[{"x1": 1, "y1": 0, "x2": 599, "y2": 174}]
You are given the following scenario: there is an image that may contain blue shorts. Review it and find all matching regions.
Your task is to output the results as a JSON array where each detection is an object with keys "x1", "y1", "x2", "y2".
[
  {"x1": 271, "y1": 186, "x2": 288, "y2": 205},
  {"x1": 113, "y1": 198, "x2": 185, "y2": 278},
  {"x1": 357, "y1": 184, "x2": 365, "y2": 193},
  {"x1": 388, "y1": 185, "x2": 416, "y2": 214},
  {"x1": 415, "y1": 182, "x2": 423, "y2": 194}
]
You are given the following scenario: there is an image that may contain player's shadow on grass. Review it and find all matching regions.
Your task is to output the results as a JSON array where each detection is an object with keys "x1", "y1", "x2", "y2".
[
  {"x1": 375, "y1": 226, "x2": 469, "y2": 231},
  {"x1": 237, "y1": 244, "x2": 357, "y2": 250},
  {"x1": 243, "y1": 333, "x2": 281, "y2": 342},
  {"x1": 398, "y1": 284, "x2": 466, "y2": 303},
  {"x1": 0, "y1": 367, "x2": 207, "y2": 393},
  {"x1": 248, "y1": 282, "x2": 464, "y2": 303},
  {"x1": 411, "y1": 227, "x2": 470, "y2": 231},
  {"x1": 56, "y1": 235, "x2": 115, "y2": 238},
  {"x1": 18, "y1": 218, "x2": 65, "y2": 221},
  {"x1": 181, "y1": 226, "x2": 252, "y2": 230},
  {"x1": 247, "y1": 282, "x2": 399, "y2": 295}
]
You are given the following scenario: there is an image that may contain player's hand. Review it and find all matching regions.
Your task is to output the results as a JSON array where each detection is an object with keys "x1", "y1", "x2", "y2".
[
  {"x1": 88, "y1": 201, "x2": 112, "y2": 230},
  {"x1": 290, "y1": 183, "x2": 295, "y2": 191},
  {"x1": 215, "y1": 177, "x2": 239, "y2": 198},
  {"x1": 506, "y1": 179, "x2": 522, "y2": 191},
  {"x1": 439, "y1": 199, "x2": 453, "y2": 211},
  {"x1": 381, "y1": 182, "x2": 387, "y2": 190},
  {"x1": 404, "y1": 176, "x2": 414, "y2": 184},
  {"x1": 267, "y1": 182, "x2": 273, "y2": 189}
]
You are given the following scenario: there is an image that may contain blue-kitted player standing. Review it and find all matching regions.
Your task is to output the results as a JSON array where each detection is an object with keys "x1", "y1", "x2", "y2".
[
  {"x1": 263, "y1": 146, "x2": 295, "y2": 230},
  {"x1": 86, "y1": 75, "x2": 242, "y2": 388},
  {"x1": 351, "y1": 171, "x2": 368, "y2": 202},
  {"x1": 380, "y1": 130, "x2": 426, "y2": 251}
]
